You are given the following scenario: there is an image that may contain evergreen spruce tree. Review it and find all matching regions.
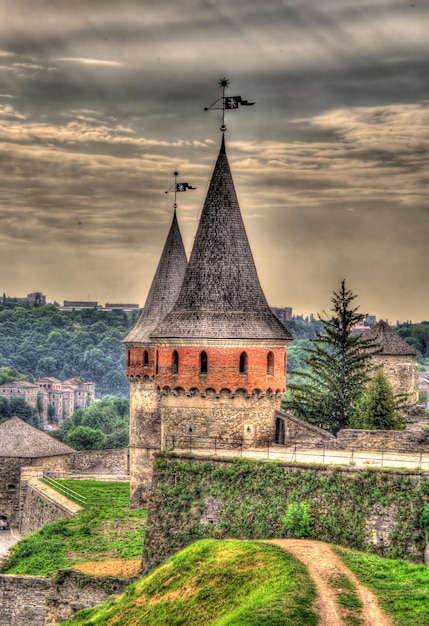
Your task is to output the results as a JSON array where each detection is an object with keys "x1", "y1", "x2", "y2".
[
  {"x1": 350, "y1": 368, "x2": 405, "y2": 430},
  {"x1": 283, "y1": 280, "x2": 379, "y2": 434}
]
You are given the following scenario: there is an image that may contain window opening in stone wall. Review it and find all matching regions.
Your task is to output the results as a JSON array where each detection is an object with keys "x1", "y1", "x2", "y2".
[
  {"x1": 275, "y1": 417, "x2": 285, "y2": 445},
  {"x1": 200, "y1": 350, "x2": 208, "y2": 374},
  {"x1": 143, "y1": 350, "x2": 149, "y2": 367},
  {"x1": 267, "y1": 351, "x2": 274, "y2": 375},
  {"x1": 239, "y1": 351, "x2": 248, "y2": 375},
  {"x1": 172, "y1": 350, "x2": 179, "y2": 374}
]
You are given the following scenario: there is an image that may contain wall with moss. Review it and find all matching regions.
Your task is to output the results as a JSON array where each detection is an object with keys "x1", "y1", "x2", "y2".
[{"x1": 143, "y1": 453, "x2": 429, "y2": 572}]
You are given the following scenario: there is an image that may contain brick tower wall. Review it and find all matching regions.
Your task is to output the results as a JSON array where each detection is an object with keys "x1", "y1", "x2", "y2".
[{"x1": 154, "y1": 345, "x2": 286, "y2": 394}]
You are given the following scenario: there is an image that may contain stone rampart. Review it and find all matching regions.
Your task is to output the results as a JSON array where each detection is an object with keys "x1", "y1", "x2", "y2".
[
  {"x1": 335, "y1": 428, "x2": 429, "y2": 452},
  {"x1": 32, "y1": 448, "x2": 129, "y2": 477},
  {"x1": 0, "y1": 569, "x2": 130, "y2": 626},
  {"x1": 143, "y1": 453, "x2": 429, "y2": 572},
  {"x1": 19, "y1": 472, "x2": 82, "y2": 536}
]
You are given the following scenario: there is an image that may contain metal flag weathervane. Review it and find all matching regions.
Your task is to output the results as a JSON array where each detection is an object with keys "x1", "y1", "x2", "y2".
[
  {"x1": 204, "y1": 77, "x2": 255, "y2": 131},
  {"x1": 165, "y1": 171, "x2": 196, "y2": 210}
]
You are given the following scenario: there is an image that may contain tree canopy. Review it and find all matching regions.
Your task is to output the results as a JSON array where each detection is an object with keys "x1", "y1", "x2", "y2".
[{"x1": 350, "y1": 368, "x2": 405, "y2": 431}]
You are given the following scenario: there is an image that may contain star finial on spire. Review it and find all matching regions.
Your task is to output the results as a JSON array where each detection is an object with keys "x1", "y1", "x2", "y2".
[{"x1": 204, "y1": 78, "x2": 255, "y2": 133}]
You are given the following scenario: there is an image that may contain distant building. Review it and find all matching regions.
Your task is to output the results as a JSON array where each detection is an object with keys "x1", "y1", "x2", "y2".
[
  {"x1": 0, "y1": 377, "x2": 95, "y2": 428},
  {"x1": 104, "y1": 303, "x2": 140, "y2": 311},
  {"x1": 271, "y1": 307, "x2": 293, "y2": 323},
  {"x1": 26, "y1": 292, "x2": 46, "y2": 305},
  {"x1": 61, "y1": 301, "x2": 99, "y2": 310}
]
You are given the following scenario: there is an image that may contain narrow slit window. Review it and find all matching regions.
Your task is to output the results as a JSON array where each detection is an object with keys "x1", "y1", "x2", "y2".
[
  {"x1": 143, "y1": 350, "x2": 149, "y2": 367},
  {"x1": 267, "y1": 351, "x2": 274, "y2": 375},
  {"x1": 172, "y1": 350, "x2": 179, "y2": 374},
  {"x1": 239, "y1": 351, "x2": 248, "y2": 375},
  {"x1": 200, "y1": 351, "x2": 208, "y2": 374},
  {"x1": 127, "y1": 349, "x2": 131, "y2": 367}
]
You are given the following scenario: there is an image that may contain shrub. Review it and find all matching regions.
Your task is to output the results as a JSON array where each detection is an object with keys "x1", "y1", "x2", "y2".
[{"x1": 282, "y1": 502, "x2": 313, "y2": 538}]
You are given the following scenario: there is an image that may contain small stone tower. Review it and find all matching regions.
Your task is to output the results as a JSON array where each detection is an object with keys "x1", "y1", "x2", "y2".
[
  {"x1": 366, "y1": 320, "x2": 419, "y2": 403},
  {"x1": 124, "y1": 209, "x2": 187, "y2": 506}
]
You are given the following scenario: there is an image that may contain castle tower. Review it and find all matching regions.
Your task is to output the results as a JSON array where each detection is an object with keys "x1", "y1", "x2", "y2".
[
  {"x1": 366, "y1": 320, "x2": 419, "y2": 403},
  {"x1": 151, "y1": 136, "x2": 292, "y2": 446},
  {"x1": 124, "y1": 209, "x2": 187, "y2": 506}
]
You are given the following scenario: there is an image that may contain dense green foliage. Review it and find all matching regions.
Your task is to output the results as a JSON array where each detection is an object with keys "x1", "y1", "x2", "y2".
[
  {"x1": 0, "y1": 481, "x2": 146, "y2": 576},
  {"x1": 282, "y1": 502, "x2": 313, "y2": 538},
  {"x1": 0, "y1": 303, "x2": 139, "y2": 397},
  {"x1": 144, "y1": 455, "x2": 429, "y2": 569},
  {"x1": 335, "y1": 546, "x2": 429, "y2": 626},
  {"x1": 54, "y1": 396, "x2": 129, "y2": 449},
  {"x1": 283, "y1": 281, "x2": 379, "y2": 434},
  {"x1": 65, "y1": 539, "x2": 318, "y2": 626},
  {"x1": 396, "y1": 321, "x2": 429, "y2": 363},
  {"x1": 0, "y1": 395, "x2": 39, "y2": 427},
  {"x1": 350, "y1": 368, "x2": 405, "y2": 431}
]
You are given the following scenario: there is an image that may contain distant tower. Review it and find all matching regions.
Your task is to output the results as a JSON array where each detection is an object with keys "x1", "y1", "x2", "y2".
[
  {"x1": 151, "y1": 136, "x2": 292, "y2": 446},
  {"x1": 366, "y1": 320, "x2": 419, "y2": 403},
  {"x1": 124, "y1": 209, "x2": 187, "y2": 507}
]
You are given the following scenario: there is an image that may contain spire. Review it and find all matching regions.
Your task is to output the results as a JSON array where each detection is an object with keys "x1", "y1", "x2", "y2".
[
  {"x1": 151, "y1": 138, "x2": 292, "y2": 341},
  {"x1": 124, "y1": 210, "x2": 187, "y2": 343}
]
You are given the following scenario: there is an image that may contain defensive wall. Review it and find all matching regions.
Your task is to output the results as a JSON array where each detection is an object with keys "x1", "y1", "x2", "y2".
[
  {"x1": 0, "y1": 569, "x2": 130, "y2": 626},
  {"x1": 143, "y1": 452, "x2": 429, "y2": 572}
]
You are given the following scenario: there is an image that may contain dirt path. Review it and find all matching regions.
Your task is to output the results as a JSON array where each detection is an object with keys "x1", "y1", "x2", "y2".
[{"x1": 265, "y1": 539, "x2": 392, "y2": 626}]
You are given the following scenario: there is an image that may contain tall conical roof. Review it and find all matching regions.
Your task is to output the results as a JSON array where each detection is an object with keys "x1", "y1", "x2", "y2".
[
  {"x1": 124, "y1": 210, "x2": 187, "y2": 343},
  {"x1": 152, "y1": 137, "x2": 292, "y2": 341},
  {"x1": 366, "y1": 320, "x2": 416, "y2": 355}
]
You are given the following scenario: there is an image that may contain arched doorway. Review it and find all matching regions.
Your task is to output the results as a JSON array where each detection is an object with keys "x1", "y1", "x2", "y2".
[{"x1": 275, "y1": 417, "x2": 285, "y2": 445}]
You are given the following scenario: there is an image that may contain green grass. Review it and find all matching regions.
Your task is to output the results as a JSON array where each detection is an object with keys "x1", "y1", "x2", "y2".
[
  {"x1": 328, "y1": 572, "x2": 363, "y2": 625},
  {"x1": 0, "y1": 481, "x2": 146, "y2": 577},
  {"x1": 63, "y1": 539, "x2": 318, "y2": 626},
  {"x1": 335, "y1": 546, "x2": 429, "y2": 626}
]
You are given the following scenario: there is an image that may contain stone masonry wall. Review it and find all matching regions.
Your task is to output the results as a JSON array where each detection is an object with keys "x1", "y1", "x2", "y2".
[
  {"x1": 160, "y1": 389, "x2": 281, "y2": 445},
  {"x1": 19, "y1": 476, "x2": 81, "y2": 536},
  {"x1": 373, "y1": 354, "x2": 419, "y2": 403},
  {"x1": 31, "y1": 449, "x2": 129, "y2": 476},
  {"x1": 0, "y1": 570, "x2": 130, "y2": 626},
  {"x1": 0, "y1": 458, "x2": 22, "y2": 527},
  {"x1": 335, "y1": 428, "x2": 429, "y2": 452}
]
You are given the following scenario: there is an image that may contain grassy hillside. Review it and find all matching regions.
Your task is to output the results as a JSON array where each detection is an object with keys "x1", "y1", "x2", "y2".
[
  {"x1": 0, "y1": 481, "x2": 146, "y2": 577},
  {"x1": 63, "y1": 539, "x2": 318, "y2": 626},
  {"x1": 334, "y1": 546, "x2": 429, "y2": 626}
]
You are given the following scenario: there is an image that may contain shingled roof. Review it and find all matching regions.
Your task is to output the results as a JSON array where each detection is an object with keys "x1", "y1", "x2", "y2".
[
  {"x1": 0, "y1": 416, "x2": 75, "y2": 458},
  {"x1": 366, "y1": 320, "x2": 416, "y2": 355},
  {"x1": 151, "y1": 136, "x2": 292, "y2": 341},
  {"x1": 124, "y1": 209, "x2": 187, "y2": 343}
]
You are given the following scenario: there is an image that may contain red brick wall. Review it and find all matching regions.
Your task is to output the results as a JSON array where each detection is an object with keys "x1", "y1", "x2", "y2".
[
  {"x1": 154, "y1": 345, "x2": 286, "y2": 393},
  {"x1": 126, "y1": 346, "x2": 156, "y2": 378}
]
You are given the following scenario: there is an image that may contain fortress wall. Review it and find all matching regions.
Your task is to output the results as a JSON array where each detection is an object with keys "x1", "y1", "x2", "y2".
[
  {"x1": 143, "y1": 453, "x2": 429, "y2": 572},
  {"x1": 334, "y1": 428, "x2": 429, "y2": 452},
  {"x1": 0, "y1": 570, "x2": 129, "y2": 626}
]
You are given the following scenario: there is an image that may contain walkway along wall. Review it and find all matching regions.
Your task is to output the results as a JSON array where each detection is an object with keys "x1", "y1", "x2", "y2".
[{"x1": 143, "y1": 452, "x2": 429, "y2": 572}]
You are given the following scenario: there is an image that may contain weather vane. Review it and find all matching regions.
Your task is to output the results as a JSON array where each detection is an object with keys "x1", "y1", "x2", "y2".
[
  {"x1": 204, "y1": 77, "x2": 255, "y2": 132},
  {"x1": 165, "y1": 171, "x2": 196, "y2": 211}
]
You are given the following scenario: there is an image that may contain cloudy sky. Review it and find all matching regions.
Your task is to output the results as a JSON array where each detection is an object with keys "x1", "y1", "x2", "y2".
[{"x1": 0, "y1": 0, "x2": 428, "y2": 323}]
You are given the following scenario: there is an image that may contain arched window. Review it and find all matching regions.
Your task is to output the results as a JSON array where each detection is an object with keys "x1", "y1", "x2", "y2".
[
  {"x1": 239, "y1": 351, "x2": 248, "y2": 375},
  {"x1": 267, "y1": 351, "x2": 274, "y2": 376},
  {"x1": 172, "y1": 350, "x2": 179, "y2": 374},
  {"x1": 200, "y1": 351, "x2": 208, "y2": 374},
  {"x1": 155, "y1": 350, "x2": 159, "y2": 375},
  {"x1": 143, "y1": 350, "x2": 149, "y2": 367},
  {"x1": 127, "y1": 349, "x2": 131, "y2": 367}
]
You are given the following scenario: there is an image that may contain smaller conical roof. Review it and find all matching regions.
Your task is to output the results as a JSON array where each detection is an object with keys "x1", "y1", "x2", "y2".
[
  {"x1": 124, "y1": 210, "x2": 187, "y2": 343},
  {"x1": 0, "y1": 416, "x2": 75, "y2": 458},
  {"x1": 366, "y1": 320, "x2": 416, "y2": 355}
]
